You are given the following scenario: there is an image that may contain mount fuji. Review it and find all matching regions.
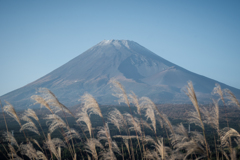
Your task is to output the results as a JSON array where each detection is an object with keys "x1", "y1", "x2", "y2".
[{"x1": 1, "y1": 40, "x2": 240, "y2": 110}]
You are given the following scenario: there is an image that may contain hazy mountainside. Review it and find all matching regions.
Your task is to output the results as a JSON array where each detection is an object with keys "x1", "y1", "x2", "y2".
[{"x1": 1, "y1": 40, "x2": 240, "y2": 110}]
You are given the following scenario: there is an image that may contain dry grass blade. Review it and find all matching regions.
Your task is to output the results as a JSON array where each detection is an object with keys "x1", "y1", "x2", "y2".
[
  {"x1": 80, "y1": 93, "x2": 103, "y2": 118},
  {"x1": 145, "y1": 107, "x2": 156, "y2": 134},
  {"x1": 45, "y1": 114, "x2": 68, "y2": 134},
  {"x1": 3, "y1": 101, "x2": 21, "y2": 126}
]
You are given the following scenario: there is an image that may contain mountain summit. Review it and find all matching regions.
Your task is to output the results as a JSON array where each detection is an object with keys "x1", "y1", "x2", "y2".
[{"x1": 1, "y1": 40, "x2": 240, "y2": 109}]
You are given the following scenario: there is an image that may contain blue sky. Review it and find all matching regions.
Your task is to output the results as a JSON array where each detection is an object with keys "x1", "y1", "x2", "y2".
[{"x1": 1, "y1": 1, "x2": 240, "y2": 96}]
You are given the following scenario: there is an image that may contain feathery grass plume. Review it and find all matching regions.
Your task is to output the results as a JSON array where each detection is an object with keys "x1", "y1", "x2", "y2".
[
  {"x1": 110, "y1": 78, "x2": 130, "y2": 107},
  {"x1": 3, "y1": 101, "x2": 21, "y2": 126},
  {"x1": 140, "y1": 98, "x2": 157, "y2": 134},
  {"x1": 20, "y1": 115, "x2": 40, "y2": 135},
  {"x1": 85, "y1": 138, "x2": 104, "y2": 160},
  {"x1": 185, "y1": 81, "x2": 204, "y2": 129},
  {"x1": 36, "y1": 151, "x2": 48, "y2": 160},
  {"x1": 202, "y1": 99, "x2": 220, "y2": 133},
  {"x1": 144, "y1": 136, "x2": 171, "y2": 160},
  {"x1": 99, "y1": 149, "x2": 117, "y2": 160},
  {"x1": 220, "y1": 127, "x2": 240, "y2": 148},
  {"x1": 76, "y1": 109, "x2": 92, "y2": 136},
  {"x1": 108, "y1": 108, "x2": 127, "y2": 133},
  {"x1": 44, "y1": 133, "x2": 66, "y2": 160},
  {"x1": 31, "y1": 95, "x2": 53, "y2": 113},
  {"x1": 3, "y1": 131, "x2": 19, "y2": 149},
  {"x1": 124, "y1": 113, "x2": 142, "y2": 135},
  {"x1": 20, "y1": 142, "x2": 37, "y2": 160},
  {"x1": 97, "y1": 123, "x2": 112, "y2": 149},
  {"x1": 162, "y1": 113, "x2": 174, "y2": 135},
  {"x1": 64, "y1": 128, "x2": 81, "y2": 142},
  {"x1": 145, "y1": 107, "x2": 156, "y2": 133},
  {"x1": 23, "y1": 108, "x2": 39, "y2": 121},
  {"x1": 185, "y1": 81, "x2": 210, "y2": 159},
  {"x1": 39, "y1": 88, "x2": 74, "y2": 116},
  {"x1": 224, "y1": 89, "x2": 240, "y2": 108},
  {"x1": 141, "y1": 120, "x2": 154, "y2": 132},
  {"x1": 31, "y1": 138, "x2": 44, "y2": 152},
  {"x1": 212, "y1": 83, "x2": 225, "y2": 104},
  {"x1": 129, "y1": 91, "x2": 141, "y2": 114},
  {"x1": 7, "y1": 144, "x2": 23, "y2": 160},
  {"x1": 45, "y1": 114, "x2": 68, "y2": 134},
  {"x1": 170, "y1": 123, "x2": 189, "y2": 148},
  {"x1": 80, "y1": 93, "x2": 103, "y2": 118}
]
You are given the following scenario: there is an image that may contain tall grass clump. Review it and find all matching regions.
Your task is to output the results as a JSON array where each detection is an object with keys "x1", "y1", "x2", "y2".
[{"x1": 0, "y1": 80, "x2": 240, "y2": 160}]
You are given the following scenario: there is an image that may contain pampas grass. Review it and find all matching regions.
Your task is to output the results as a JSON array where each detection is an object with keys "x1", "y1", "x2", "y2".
[{"x1": 1, "y1": 81, "x2": 240, "y2": 160}]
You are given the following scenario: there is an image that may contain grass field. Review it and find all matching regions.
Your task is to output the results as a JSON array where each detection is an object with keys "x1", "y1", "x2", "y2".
[{"x1": 0, "y1": 80, "x2": 240, "y2": 160}]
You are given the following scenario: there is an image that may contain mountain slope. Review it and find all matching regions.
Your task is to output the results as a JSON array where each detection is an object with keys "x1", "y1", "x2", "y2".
[{"x1": 1, "y1": 40, "x2": 240, "y2": 109}]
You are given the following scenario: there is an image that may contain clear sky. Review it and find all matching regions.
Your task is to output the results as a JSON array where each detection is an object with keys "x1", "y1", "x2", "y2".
[{"x1": 1, "y1": 1, "x2": 240, "y2": 96}]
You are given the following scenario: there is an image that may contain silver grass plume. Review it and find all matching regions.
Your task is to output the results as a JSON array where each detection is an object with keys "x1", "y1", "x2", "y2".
[
  {"x1": 64, "y1": 128, "x2": 81, "y2": 142},
  {"x1": 23, "y1": 108, "x2": 39, "y2": 122},
  {"x1": 39, "y1": 88, "x2": 74, "y2": 116},
  {"x1": 44, "y1": 133, "x2": 66, "y2": 160},
  {"x1": 224, "y1": 89, "x2": 240, "y2": 108},
  {"x1": 97, "y1": 123, "x2": 112, "y2": 149},
  {"x1": 202, "y1": 99, "x2": 219, "y2": 133},
  {"x1": 124, "y1": 113, "x2": 142, "y2": 135},
  {"x1": 45, "y1": 114, "x2": 68, "y2": 134},
  {"x1": 20, "y1": 115, "x2": 40, "y2": 135},
  {"x1": 31, "y1": 95, "x2": 53, "y2": 113},
  {"x1": 3, "y1": 131, "x2": 19, "y2": 149},
  {"x1": 144, "y1": 136, "x2": 171, "y2": 160},
  {"x1": 220, "y1": 127, "x2": 240, "y2": 148},
  {"x1": 170, "y1": 123, "x2": 189, "y2": 148},
  {"x1": 80, "y1": 93, "x2": 103, "y2": 118},
  {"x1": 212, "y1": 83, "x2": 225, "y2": 104},
  {"x1": 99, "y1": 149, "x2": 117, "y2": 160},
  {"x1": 76, "y1": 108, "x2": 92, "y2": 136},
  {"x1": 36, "y1": 151, "x2": 48, "y2": 160},
  {"x1": 84, "y1": 138, "x2": 104, "y2": 160},
  {"x1": 108, "y1": 108, "x2": 127, "y2": 133},
  {"x1": 129, "y1": 91, "x2": 140, "y2": 114},
  {"x1": 3, "y1": 101, "x2": 21, "y2": 126},
  {"x1": 185, "y1": 81, "x2": 210, "y2": 159},
  {"x1": 20, "y1": 142, "x2": 37, "y2": 160},
  {"x1": 31, "y1": 138, "x2": 44, "y2": 152},
  {"x1": 7, "y1": 144, "x2": 23, "y2": 160},
  {"x1": 185, "y1": 81, "x2": 204, "y2": 130},
  {"x1": 110, "y1": 79, "x2": 130, "y2": 107},
  {"x1": 140, "y1": 97, "x2": 157, "y2": 134}
]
